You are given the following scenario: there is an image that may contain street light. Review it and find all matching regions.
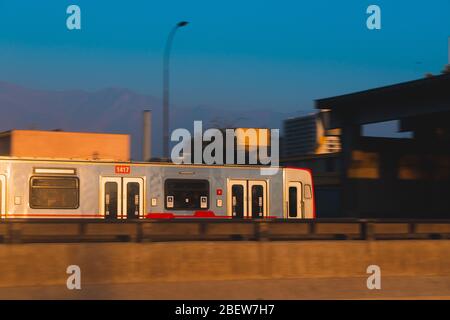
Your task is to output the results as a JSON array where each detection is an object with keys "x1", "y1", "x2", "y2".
[{"x1": 162, "y1": 21, "x2": 189, "y2": 160}]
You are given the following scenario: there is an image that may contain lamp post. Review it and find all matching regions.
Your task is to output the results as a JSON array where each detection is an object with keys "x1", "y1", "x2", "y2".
[{"x1": 162, "y1": 21, "x2": 189, "y2": 160}]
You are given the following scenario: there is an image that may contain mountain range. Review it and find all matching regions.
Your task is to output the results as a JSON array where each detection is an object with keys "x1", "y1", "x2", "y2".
[{"x1": 0, "y1": 81, "x2": 301, "y2": 159}]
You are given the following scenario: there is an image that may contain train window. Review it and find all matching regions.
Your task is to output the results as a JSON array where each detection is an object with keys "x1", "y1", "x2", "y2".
[
  {"x1": 304, "y1": 184, "x2": 312, "y2": 199},
  {"x1": 164, "y1": 179, "x2": 209, "y2": 210},
  {"x1": 288, "y1": 186, "x2": 298, "y2": 218},
  {"x1": 29, "y1": 176, "x2": 79, "y2": 209},
  {"x1": 251, "y1": 185, "x2": 264, "y2": 218}
]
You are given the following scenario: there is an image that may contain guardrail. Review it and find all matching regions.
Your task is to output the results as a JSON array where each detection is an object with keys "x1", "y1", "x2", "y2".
[{"x1": 1, "y1": 219, "x2": 450, "y2": 243}]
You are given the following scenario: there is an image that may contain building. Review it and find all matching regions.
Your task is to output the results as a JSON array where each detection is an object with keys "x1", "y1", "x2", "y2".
[
  {"x1": 314, "y1": 72, "x2": 450, "y2": 218},
  {"x1": 283, "y1": 111, "x2": 341, "y2": 158},
  {"x1": 0, "y1": 130, "x2": 130, "y2": 161},
  {"x1": 282, "y1": 72, "x2": 450, "y2": 218},
  {"x1": 282, "y1": 112, "x2": 342, "y2": 217},
  {"x1": 185, "y1": 128, "x2": 274, "y2": 165},
  {"x1": 282, "y1": 152, "x2": 341, "y2": 217}
]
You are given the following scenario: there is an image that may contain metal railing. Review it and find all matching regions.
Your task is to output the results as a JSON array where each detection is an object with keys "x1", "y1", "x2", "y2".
[{"x1": 1, "y1": 218, "x2": 450, "y2": 243}]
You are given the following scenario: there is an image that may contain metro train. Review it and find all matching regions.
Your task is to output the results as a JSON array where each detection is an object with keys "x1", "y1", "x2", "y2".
[{"x1": 0, "y1": 157, "x2": 315, "y2": 219}]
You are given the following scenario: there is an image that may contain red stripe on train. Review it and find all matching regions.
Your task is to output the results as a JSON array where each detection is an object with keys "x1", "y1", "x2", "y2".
[
  {"x1": 146, "y1": 211, "x2": 228, "y2": 219},
  {"x1": 145, "y1": 211, "x2": 278, "y2": 219},
  {"x1": 2, "y1": 212, "x2": 278, "y2": 219}
]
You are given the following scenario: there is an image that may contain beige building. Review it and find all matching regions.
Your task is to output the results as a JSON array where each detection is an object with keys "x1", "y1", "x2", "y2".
[
  {"x1": 0, "y1": 130, "x2": 130, "y2": 161},
  {"x1": 235, "y1": 128, "x2": 271, "y2": 150}
]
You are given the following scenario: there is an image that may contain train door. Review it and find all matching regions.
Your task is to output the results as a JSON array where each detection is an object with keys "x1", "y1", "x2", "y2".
[
  {"x1": 122, "y1": 178, "x2": 144, "y2": 220},
  {"x1": 287, "y1": 182, "x2": 303, "y2": 219},
  {"x1": 248, "y1": 181, "x2": 267, "y2": 218},
  {"x1": 101, "y1": 177, "x2": 122, "y2": 220},
  {"x1": 0, "y1": 175, "x2": 5, "y2": 216},
  {"x1": 100, "y1": 177, "x2": 144, "y2": 219},
  {"x1": 228, "y1": 180, "x2": 247, "y2": 219},
  {"x1": 227, "y1": 180, "x2": 267, "y2": 219}
]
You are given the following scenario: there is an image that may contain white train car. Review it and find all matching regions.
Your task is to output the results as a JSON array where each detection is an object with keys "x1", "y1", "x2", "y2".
[{"x1": 0, "y1": 157, "x2": 315, "y2": 219}]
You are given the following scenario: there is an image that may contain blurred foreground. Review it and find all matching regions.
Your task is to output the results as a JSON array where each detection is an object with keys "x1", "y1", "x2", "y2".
[
  {"x1": 0, "y1": 240, "x2": 449, "y2": 300},
  {"x1": 1, "y1": 276, "x2": 449, "y2": 299}
]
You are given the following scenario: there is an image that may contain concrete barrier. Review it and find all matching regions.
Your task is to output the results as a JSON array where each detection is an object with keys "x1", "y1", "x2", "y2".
[
  {"x1": 0, "y1": 240, "x2": 449, "y2": 288},
  {"x1": 415, "y1": 223, "x2": 450, "y2": 234},
  {"x1": 205, "y1": 223, "x2": 255, "y2": 238},
  {"x1": 142, "y1": 222, "x2": 200, "y2": 238},
  {"x1": 84, "y1": 223, "x2": 139, "y2": 242},
  {"x1": 2, "y1": 220, "x2": 450, "y2": 242},
  {"x1": 372, "y1": 223, "x2": 410, "y2": 234},
  {"x1": 0, "y1": 224, "x2": 7, "y2": 239},
  {"x1": 315, "y1": 223, "x2": 361, "y2": 235},
  {"x1": 268, "y1": 223, "x2": 310, "y2": 236}
]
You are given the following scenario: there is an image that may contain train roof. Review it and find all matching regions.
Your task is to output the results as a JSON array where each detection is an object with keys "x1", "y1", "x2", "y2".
[{"x1": 0, "y1": 155, "x2": 303, "y2": 171}]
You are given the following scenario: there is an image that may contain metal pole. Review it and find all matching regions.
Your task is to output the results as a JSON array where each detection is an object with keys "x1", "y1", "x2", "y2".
[
  {"x1": 143, "y1": 110, "x2": 152, "y2": 161},
  {"x1": 162, "y1": 21, "x2": 188, "y2": 160}
]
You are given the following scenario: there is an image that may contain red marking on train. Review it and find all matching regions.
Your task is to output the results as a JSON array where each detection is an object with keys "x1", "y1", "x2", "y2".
[
  {"x1": 145, "y1": 211, "x2": 278, "y2": 219},
  {"x1": 194, "y1": 210, "x2": 216, "y2": 218},
  {"x1": 4, "y1": 212, "x2": 278, "y2": 219},
  {"x1": 4, "y1": 214, "x2": 104, "y2": 217},
  {"x1": 216, "y1": 189, "x2": 223, "y2": 196},
  {"x1": 115, "y1": 165, "x2": 131, "y2": 174},
  {"x1": 145, "y1": 211, "x2": 227, "y2": 219},
  {"x1": 146, "y1": 213, "x2": 175, "y2": 219}
]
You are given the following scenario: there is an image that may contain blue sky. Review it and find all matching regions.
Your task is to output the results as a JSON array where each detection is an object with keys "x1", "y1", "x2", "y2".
[{"x1": 0, "y1": 0, "x2": 449, "y2": 112}]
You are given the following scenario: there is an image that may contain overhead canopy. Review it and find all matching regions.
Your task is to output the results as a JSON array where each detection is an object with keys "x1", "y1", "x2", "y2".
[{"x1": 315, "y1": 73, "x2": 450, "y2": 129}]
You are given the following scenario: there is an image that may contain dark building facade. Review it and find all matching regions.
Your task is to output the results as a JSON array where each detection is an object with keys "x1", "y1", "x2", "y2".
[
  {"x1": 313, "y1": 72, "x2": 450, "y2": 219},
  {"x1": 282, "y1": 112, "x2": 342, "y2": 217}
]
